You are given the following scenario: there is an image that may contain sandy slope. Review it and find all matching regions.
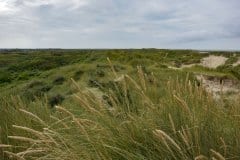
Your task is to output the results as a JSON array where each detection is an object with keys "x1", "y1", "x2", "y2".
[
  {"x1": 233, "y1": 58, "x2": 240, "y2": 67},
  {"x1": 168, "y1": 55, "x2": 229, "y2": 70},
  {"x1": 167, "y1": 55, "x2": 239, "y2": 98},
  {"x1": 196, "y1": 74, "x2": 240, "y2": 99},
  {"x1": 201, "y1": 55, "x2": 228, "y2": 69}
]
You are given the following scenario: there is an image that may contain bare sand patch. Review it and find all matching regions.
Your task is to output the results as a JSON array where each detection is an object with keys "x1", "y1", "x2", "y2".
[
  {"x1": 168, "y1": 64, "x2": 197, "y2": 70},
  {"x1": 181, "y1": 64, "x2": 196, "y2": 69},
  {"x1": 233, "y1": 58, "x2": 240, "y2": 67},
  {"x1": 201, "y1": 55, "x2": 228, "y2": 69},
  {"x1": 168, "y1": 66, "x2": 181, "y2": 70},
  {"x1": 196, "y1": 74, "x2": 240, "y2": 99}
]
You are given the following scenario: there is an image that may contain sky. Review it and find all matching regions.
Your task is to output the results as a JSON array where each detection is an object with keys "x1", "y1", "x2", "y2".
[{"x1": 0, "y1": 0, "x2": 239, "y2": 50}]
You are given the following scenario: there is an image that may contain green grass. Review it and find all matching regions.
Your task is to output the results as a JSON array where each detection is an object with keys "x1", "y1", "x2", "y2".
[
  {"x1": 0, "y1": 67, "x2": 240, "y2": 159},
  {"x1": 0, "y1": 49, "x2": 240, "y2": 159}
]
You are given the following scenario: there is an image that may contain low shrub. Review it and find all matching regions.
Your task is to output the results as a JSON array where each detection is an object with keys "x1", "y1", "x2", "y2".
[
  {"x1": 156, "y1": 63, "x2": 168, "y2": 68},
  {"x1": 0, "y1": 71, "x2": 11, "y2": 83},
  {"x1": 113, "y1": 65, "x2": 126, "y2": 72},
  {"x1": 231, "y1": 65, "x2": 240, "y2": 80},
  {"x1": 96, "y1": 64, "x2": 109, "y2": 68},
  {"x1": 129, "y1": 58, "x2": 153, "y2": 67},
  {"x1": 73, "y1": 70, "x2": 84, "y2": 80},
  {"x1": 26, "y1": 80, "x2": 45, "y2": 88},
  {"x1": 48, "y1": 94, "x2": 65, "y2": 107},
  {"x1": 96, "y1": 70, "x2": 105, "y2": 77},
  {"x1": 21, "y1": 80, "x2": 52, "y2": 101},
  {"x1": 53, "y1": 76, "x2": 65, "y2": 85},
  {"x1": 17, "y1": 71, "x2": 39, "y2": 81}
]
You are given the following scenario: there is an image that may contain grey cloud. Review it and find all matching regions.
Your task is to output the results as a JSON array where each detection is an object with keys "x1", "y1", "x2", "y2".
[{"x1": 0, "y1": 0, "x2": 239, "y2": 49}]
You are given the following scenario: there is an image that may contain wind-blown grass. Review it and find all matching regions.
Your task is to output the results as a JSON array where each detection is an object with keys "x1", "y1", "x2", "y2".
[{"x1": 0, "y1": 66, "x2": 240, "y2": 160}]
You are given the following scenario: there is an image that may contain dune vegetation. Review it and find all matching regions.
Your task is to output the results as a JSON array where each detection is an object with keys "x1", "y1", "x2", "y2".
[{"x1": 0, "y1": 49, "x2": 240, "y2": 159}]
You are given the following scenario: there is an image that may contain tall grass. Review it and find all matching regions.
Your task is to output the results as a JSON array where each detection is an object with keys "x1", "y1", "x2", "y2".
[{"x1": 0, "y1": 66, "x2": 240, "y2": 159}]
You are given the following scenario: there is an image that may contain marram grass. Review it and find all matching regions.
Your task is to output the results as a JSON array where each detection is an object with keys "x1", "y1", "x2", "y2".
[{"x1": 0, "y1": 67, "x2": 240, "y2": 160}]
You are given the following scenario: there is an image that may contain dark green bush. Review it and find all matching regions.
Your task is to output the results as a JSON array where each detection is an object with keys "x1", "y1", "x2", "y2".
[
  {"x1": 217, "y1": 64, "x2": 240, "y2": 80},
  {"x1": 96, "y1": 64, "x2": 109, "y2": 68},
  {"x1": 156, "y1": 63, "x2": 168, "y2": 68},
  {"x1": 113, "y1": 65, "x2": 126, "y2": 72},
  {"x1": 0, "y1": 71, "x2": 11, "y2": 83},
  {"x1": 22, "y1": 80, "x2": 52, "y2": 101},
  {"x1": 48, "y1": 94, "x2": 65, "y2": 107},
  {"x1": 53, "y1": 76, "x2": 65, "y2": 85},
  {"x1": 17, "y1": 71, "x2": 39, "y2": 80},
  {"x1": 73, "y1": 70, "x2": 84, "y2": 80},
  {"x1": 129, "y1": 59, "x2": 153, "y2": 67},
  {"x1": 231, "y1": 66, "x2": 240, "y2": 80},
  {"x1": 26, "y1": 80, "x2": 45, "y2": 88},
  {"x1": 96, "y1": 70, "x2": 105, "y2": 77},
  {"x1": 174, "y1": 61, "x2": 182, "y2": 68}
]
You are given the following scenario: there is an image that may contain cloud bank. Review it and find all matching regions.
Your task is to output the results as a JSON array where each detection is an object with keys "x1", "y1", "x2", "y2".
[{"x1": 0, "y1": 0, "x2": 239, "y2": 49}]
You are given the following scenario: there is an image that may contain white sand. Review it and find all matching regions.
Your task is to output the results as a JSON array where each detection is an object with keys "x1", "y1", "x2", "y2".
[
  {"x1": 168, "y1": 55, "x2": 228, "y2": 70},
  {"x1": 201, "y1": 55, "x2": 228, "y2": 69},
  {"x1": 181, "y1": 64, "x2": 196, "y2": 69}
]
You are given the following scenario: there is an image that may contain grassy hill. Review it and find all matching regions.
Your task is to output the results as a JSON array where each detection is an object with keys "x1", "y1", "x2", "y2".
[{"x1": 0, "y1": 49, "x2": 240, "y2": 159}]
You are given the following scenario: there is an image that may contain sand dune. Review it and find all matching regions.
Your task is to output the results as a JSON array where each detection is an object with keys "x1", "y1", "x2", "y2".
[{"x1": 201, "y1": 55, "x2": 228, "y2": 69}]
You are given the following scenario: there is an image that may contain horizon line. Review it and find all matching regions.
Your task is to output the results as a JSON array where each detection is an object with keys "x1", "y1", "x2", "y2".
[{"x1": 0, "y1": 48, "x2": 240, "y2": 52}]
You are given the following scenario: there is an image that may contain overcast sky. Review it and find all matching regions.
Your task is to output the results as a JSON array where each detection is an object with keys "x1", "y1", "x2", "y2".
[{"x1": 0, "y1": 0, "x2": 239, "y2": 50}]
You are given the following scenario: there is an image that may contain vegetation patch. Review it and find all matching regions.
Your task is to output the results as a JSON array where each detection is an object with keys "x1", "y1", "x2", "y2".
[
  {"x1": 48, "y1": 94, "x2": 65, "y2": 107},
  {"x1": 0, "y1": 71, "x2": 12, "y2": 83},
  {"x1": 21, "y1": 80, "x2": 52, "y2": 101},
  {"x1": 73, "y1": 70, "x2": 84, "y2": 80},
  {"x1": 0, "y1": 49, "x2": 240, "y2": 159},
  {"x1": 1, "y1": 68, "x2": 240, "y2": 159},
  {"x1": 52, "y1": 76, "x2": 65, "y2": 85},
  {"x1": 95, "y1": 69, "x2": 105, "y2": 77}
]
